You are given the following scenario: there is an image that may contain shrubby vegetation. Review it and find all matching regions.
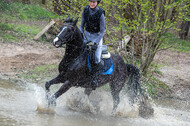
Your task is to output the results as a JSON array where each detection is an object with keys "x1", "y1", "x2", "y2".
[{"x1": 52, "y1": 0, "x2": 189, "y2": 76}]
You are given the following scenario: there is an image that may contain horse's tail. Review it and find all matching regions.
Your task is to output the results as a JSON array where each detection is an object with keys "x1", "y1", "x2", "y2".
[
  {"x1": 126, "y1": 64, "x2": 154, "y2": 117},
  {"x1": 126, "y1": 64, "x2": 143, "y2": 101}
]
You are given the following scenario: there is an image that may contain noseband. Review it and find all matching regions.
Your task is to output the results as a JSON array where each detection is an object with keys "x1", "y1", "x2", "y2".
[{"x1": 57, "y1": 24, "x2": 76, "y2": 44}]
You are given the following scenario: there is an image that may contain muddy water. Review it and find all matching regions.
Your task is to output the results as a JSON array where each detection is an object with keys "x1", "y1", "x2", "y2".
[{"x1": 0, "y1": 79, "x2": 190, "y2": 126}]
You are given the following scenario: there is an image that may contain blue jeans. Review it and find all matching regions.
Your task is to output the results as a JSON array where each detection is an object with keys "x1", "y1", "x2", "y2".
[{"x1": 84, "y1": 30, "x2": 103, "y2": 64}]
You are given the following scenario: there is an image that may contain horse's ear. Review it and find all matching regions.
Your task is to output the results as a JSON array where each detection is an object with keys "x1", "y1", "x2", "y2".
[
  {"x1": 65, "y1": 16, "x2": 70, "y2": 22},
  {"x1": 73, "y1": 17, "x2": 78, "y2": 26},
  {"x1": 66, "y1": 16, "x2": 70, "y2": 20}
]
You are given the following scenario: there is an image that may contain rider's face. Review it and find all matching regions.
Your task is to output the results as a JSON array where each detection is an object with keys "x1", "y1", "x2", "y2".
[{"x1": 89, "y1": 1, "x2": 98, "y2": 8}]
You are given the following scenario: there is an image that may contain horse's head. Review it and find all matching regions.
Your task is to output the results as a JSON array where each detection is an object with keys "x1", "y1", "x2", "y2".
[{"x1": 53, "y1": 17, "x2": 78, "y2": 48}]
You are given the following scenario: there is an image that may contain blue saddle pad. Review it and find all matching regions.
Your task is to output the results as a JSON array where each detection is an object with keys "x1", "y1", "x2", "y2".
[{"x1": 87, "y1": 52, "x2": 113, "y2": 75}]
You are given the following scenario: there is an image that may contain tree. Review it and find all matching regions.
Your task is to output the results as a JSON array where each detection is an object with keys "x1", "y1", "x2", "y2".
[
  {"x1": 179, "y1": 3, "x2": 190, "y2": 39},
  {"x1": 51, "y1": 0, "x2": 189, "y2": 76},
  {"x1": 109, "y1": 0, "x2": 189, "y2": 76},
  {"x1": 5, "y1": 0, "x2": 11, "y2": 3},
  {"x1": 179, "y1": 21, "x2": 190, "y2": 39},
  {"x1": 42, "y1": 0, "x2": 46, "y2": 5},
  {"x1": 22, "y1": 0, "x2": 30, "y2": 4},
  {"x1": 53, "y1": 0, "x2": 63, "y2": 15},
  {"x1": 52, "y1": 0, "x2": 84, "y2": 15}
]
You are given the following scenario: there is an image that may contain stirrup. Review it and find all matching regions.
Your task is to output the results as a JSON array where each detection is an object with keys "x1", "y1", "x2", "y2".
[{"x1": 94, "y1": 60, "x2": 104, "y2": 72}]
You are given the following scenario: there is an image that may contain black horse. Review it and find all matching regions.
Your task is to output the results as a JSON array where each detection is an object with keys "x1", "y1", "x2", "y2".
[{"x1": 45, "y1": 17, "x2": 143, "y2": 111}]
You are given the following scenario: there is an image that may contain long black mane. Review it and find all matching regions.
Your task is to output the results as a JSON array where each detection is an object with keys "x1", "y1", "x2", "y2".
[{"x1": 62, "y1": 18, "x2": 84, "y2": 62}]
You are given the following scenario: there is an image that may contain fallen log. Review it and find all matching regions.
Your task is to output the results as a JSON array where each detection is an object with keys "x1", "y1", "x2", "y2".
[{"x1": 34, "y1": 20, "x2": 55, "y2": 40}]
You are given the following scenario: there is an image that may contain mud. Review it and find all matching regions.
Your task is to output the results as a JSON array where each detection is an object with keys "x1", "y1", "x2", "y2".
[{"x1": 154, "y1": 50, "x2": 190, "y2": 100}]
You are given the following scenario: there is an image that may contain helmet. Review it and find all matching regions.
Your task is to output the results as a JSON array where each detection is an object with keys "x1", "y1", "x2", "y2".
[
  {"x1": 89, "y1": 0, "x2": 101, "y2": 4},
  {"x1": 89, "y1": 0, "x2": 101, "y2": 1}
]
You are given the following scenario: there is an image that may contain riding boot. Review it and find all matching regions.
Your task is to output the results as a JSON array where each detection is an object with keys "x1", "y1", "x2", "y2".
[{"x1": 90, "y1": 60, "x2": 104, "y2": 90}]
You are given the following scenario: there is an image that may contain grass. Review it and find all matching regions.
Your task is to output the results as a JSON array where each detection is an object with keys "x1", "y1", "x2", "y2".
[
  {"x1": 0, "y1": 22, "x2": 43, "y2": 41},
  {"x1": 142, "y1": 76, "x2": 171, "y2": 98},
  {"x1": 20, "y1": 65, "x2": 58, "y2": 83},
  {"x1": 1, "y1": 33, "x2": 19, "y2": 41},
  {"x1": 0, "y1": 1, "x2": 57, "y2": 21},
  {"x1": 0, "y1": 23, "x2": 42, "y2": 34},
  {"x1": 161, "y1": 33, "x2": 190, "y2": 52},
  {"x1": 0, "y1": 1, "x2": 58, "y2": 42}
]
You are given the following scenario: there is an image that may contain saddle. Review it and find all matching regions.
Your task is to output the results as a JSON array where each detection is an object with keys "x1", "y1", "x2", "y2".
[
  {"x1": 101, "y1": 45, "x2": 111, "y2": 59},
  {"x1": 87, "y1": 44, "x2": 113, "y2": 75}
]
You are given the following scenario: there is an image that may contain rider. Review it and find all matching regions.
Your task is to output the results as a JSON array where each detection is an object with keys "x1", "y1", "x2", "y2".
[{"x1": 80, "y1": 0, "x2": 105, "y2": 90}]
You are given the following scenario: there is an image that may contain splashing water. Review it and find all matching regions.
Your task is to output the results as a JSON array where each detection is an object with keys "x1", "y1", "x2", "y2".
[
  {"x1": 0, "y1": 79, "x2": 190, "y2": 126},
  {"x1": 63, "y1": 88, "x2": 140, "y2": 117}
]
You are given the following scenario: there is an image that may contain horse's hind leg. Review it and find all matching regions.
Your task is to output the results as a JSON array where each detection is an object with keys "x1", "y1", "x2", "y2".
[
  {"x1": 84, "y1": 88, "x2": 93, "y2": 96},
  {"x1": 110, "y1": 81, "x2": 125, "y2": 111}
]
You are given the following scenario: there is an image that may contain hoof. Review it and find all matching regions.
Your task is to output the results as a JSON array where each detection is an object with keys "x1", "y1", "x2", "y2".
[
  {"x1": 37, "y1": 103, "x2": 56, "y2": 114},
  {"x1": 84, "y1": 88, "x2": 92, "y2": 96},
  {"x1": 46, "y1": 92, "x2": 56, "y2": 107},
  {"x1": 139, "y1": 102, "x2": 154, "y2": 118},
  {"x1": 48, "y1": 95, "x2": 56, "y2": 107}
]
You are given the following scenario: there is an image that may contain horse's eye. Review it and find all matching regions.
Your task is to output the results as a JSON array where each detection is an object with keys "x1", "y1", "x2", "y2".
[{"x1": 68, "y1": 27, "x2": 73, "y2": 32}]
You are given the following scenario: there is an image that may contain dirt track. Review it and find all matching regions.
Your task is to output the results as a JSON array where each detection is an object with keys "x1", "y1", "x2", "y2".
[
  {"x1": 0, "y1": 41, "x2": 63, "y2": 77},
  {"x1": 154, "y1": 50, "x2": 190, "y2": 100},
  {"x1": 0, "y1": 40, "x2": 190, "y2": 100}
]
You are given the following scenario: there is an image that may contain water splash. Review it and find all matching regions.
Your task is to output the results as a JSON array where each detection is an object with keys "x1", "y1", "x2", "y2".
[
  {"x1": 1, "y1": 79, "x2": 190, "y2": 126},
  {"x1": 63, "y1": 87, "x2": 140, "y2": 117},
  {"x1": 115, "y1": 94, "x2": 139, "y2": 118}
]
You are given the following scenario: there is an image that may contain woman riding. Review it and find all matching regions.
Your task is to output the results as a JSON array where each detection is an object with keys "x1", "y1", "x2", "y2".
[{"x1": 80, "y1": 0, "x2": 105, "y2": 90}]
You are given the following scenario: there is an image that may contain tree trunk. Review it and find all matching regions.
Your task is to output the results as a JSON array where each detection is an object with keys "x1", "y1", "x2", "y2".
[
  {"x1": 42, "y1": 0, "x2": 46, "y2": 4},
  {"x1": 53, "y1": 0, "x2": 62, "y2": 15},
  {"x1": 179, "y1": 21, "x2": 190, "y2": 40},
  {"x1": 5, "y1": 0, "x2": 11, "y2": 3},
  {"x1": 22, "y1": 0, "x2": 31, "y2": 4}
]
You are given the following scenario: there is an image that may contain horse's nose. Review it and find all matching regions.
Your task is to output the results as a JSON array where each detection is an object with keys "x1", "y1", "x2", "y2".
[
  {"x1": 53, "y1": 37, "x2": 59, "y2": 44},
  {"x1": 53, "y1": 37, "x2": 62, "y2": 48}
]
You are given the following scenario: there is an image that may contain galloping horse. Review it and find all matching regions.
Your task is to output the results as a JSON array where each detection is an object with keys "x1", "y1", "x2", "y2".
[{"x1": 45, "y1": 17, "x2": 143, "y2": 111}]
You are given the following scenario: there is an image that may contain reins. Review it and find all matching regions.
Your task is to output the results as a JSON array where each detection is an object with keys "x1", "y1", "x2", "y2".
[
  {"x1": 57, "y1": 24, "x2": 77, "y2": 44},
  {"x1": 58, "y1": 24, "x2": 87, "y2": 60}
]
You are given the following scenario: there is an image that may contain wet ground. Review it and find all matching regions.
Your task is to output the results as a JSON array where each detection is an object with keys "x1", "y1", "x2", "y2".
[{"x1": 0, "y1": 79, "x2": 190, "y2": 126}]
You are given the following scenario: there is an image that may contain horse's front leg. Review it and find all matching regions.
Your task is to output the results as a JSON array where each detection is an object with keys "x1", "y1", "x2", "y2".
[
  {"x1": 84, "y1": 88, "x2": 93, "y2": 96},
  {"x1": 47, "y1": 80, "x2": 71, "y2": 106},
  {"x1": 45, "y1": 73, "x2": 65, "y2": 91}
]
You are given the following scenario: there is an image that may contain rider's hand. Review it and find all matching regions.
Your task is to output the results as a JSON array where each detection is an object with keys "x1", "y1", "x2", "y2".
[
  {"x1": 94, "y1": 42, "x2": 98, "y2": 45},
  {"x1": 92, "y1": 44, "x2": 98, "y2": 50}
]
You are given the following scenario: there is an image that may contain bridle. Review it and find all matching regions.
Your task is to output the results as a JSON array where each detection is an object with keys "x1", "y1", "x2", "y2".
[
  {"x1": 57, "y1": 24, "x2": 76, "y2": 44},
  {"x1": 56, "y1": 23, "x2": 85, "y2": 55}
]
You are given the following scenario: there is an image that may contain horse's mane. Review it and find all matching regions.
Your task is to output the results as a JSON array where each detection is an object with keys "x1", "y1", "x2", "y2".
[
  {"x1": 64, "y1": 17, "x2": 84, "y2": 41},
  {"x1": 64, "y1": 17, "x2": 75, "y2": 23}
]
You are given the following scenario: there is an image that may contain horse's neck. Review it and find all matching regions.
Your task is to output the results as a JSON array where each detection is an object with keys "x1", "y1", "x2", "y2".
[{"x1": 65, "y1": 28, "x2": 84, "y2": 60}]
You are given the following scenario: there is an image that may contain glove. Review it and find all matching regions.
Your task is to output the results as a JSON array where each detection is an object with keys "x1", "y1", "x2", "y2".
[
  {"x1": 91, "y1": 44, "x2": 97, "y2": 51},
  {"x1": 94, "y1": 42, "x2": 98, "y2": 45}
]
